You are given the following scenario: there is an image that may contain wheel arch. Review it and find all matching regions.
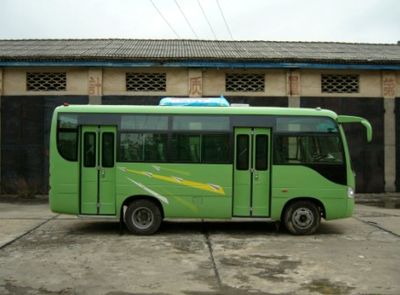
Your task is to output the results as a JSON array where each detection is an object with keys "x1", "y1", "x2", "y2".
[
  {"x1": 120, "y1": 195, "x2": 165, "y2": 220},
  {"x1": 280, "y1": 196, "x2": 326, "y2": 221}
]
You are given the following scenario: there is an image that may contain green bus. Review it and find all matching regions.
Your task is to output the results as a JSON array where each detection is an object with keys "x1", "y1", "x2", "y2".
[{"x1": 49, "y1": 100, "x2": 372, "y2": 235}]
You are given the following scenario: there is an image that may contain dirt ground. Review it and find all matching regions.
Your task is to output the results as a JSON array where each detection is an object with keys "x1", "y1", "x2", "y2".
[{"x1": 0, "y1": 200, "x2": 399, "y2": 295}]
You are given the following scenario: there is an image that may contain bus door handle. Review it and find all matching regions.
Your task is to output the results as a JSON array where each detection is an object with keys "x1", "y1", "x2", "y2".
[
  {"x1": 254, "y1": 172, "x2": 259, "y2": 180},
  {"x1": 101, "y1": 169, "x2": 105, "y2": 177}
]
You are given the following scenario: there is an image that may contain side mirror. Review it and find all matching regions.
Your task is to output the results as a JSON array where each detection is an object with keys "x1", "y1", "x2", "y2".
[{"x1": 337, "y1": 115, "x2": 373, "y2": 142}]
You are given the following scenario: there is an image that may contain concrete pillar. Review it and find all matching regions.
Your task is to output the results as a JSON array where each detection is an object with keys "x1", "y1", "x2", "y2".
[
  {"x1": 88, "y1": 68, "x2": 103, "y2": 104},
  {"x1": 287, "y1": 70, "x2": 301, "y2": 107},
  {"x1": 188, "y1": 69, "x2": 202, "y2": 97},
  {"x1": 382, "y1": 72, "x2": 397, "y2": 192}
]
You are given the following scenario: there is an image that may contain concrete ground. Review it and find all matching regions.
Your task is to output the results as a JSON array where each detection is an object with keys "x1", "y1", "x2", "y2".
[{"x1": 0, "y1": 201, "x2": 399, "y2": 295}]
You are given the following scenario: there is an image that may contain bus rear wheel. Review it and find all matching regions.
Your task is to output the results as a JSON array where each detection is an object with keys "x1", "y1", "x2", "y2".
[
  {"x1": 125, "y1": 199, "x2": 162, "y2": 235},
  {"x1": 283, "y1": 200, "x2": 320, "y2": 235}
]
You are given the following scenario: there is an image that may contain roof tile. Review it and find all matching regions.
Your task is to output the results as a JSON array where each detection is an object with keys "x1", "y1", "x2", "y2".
[{"x1": 0, "y1": 39, "x2": 399, "y2": 64}]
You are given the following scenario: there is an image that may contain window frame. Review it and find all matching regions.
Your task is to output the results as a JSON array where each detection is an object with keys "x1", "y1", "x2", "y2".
[
  {"x1": 102, "y1": 132, "x2": 115, "y2": 168},
  {"x1": 26, "y1": 72, "x2": 67, "y2": 92},
  {"x1": 236, "y1": 134, "x2": 250, "y2": 171},
  {"x1": 275, "y1": 116, "x2": 339, "y2": 133},
  {"x1": 225, "y1": 73, "x2": 265, "y2": 92},
  {"x1": 56, "y1": 112, "x2": 344, "y2": 167},
  {"x1": 117, "y1": 130, "x2": 232, "y2": 164},
  {"x1": 321, "y1": 74, "x2": 360, "y2": 94},
  {"x1": 201, "y1": 133, "x2": 232, "y2": 164},
  {"x1": 57, "y1": 129, "x2": 79, "y2": 161},
  {"x1": 125, "y1": 72, "x2": 167, "y2": 92},
  {"x1": 57, "y1": 114, "x2": 79, "y2": 162},
  {"x1": 255, "y1": 134, "x2": 269, "y2": 171},
  {"x1": 120, "y1": 115, "x2": 169, "y2": 131},
  {"x1": 118, "y1": 130, "x2": 170, "y2": 163},
  {"x1": 83, "y1": 132, "x2": 97, "y2": 168},
  {"x1": 273, "y1": 132, "x2": 345, "y2": 166}
]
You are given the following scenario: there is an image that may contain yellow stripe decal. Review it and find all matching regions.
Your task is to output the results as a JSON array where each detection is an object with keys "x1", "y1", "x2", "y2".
[
  {"x1": 152, "y1": 165, "x2": 191, "y2": 176},
  {"x1": 120, "y1": 167, "x2": 225, "y2": 196}
]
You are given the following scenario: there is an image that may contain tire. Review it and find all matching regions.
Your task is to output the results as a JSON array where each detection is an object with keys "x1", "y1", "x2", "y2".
[
  {"x1": 124, "y1": 199, "x2": 162, "y2": 235},
  {"x1": 283, "y1": 200, "x2": 321, "y2": 235}
]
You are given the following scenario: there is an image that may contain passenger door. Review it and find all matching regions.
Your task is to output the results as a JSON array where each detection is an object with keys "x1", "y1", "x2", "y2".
[
  {"x1": 233, "y1": 128, "x2": 271, "y2": 217},
  {"x1": 80, "y1": 126, "x2": 116, "y2": 215}
]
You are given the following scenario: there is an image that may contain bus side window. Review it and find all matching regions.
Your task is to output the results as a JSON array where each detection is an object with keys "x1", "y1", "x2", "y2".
[
  {"x1": 171, "y1": 134, "x2": 201, "y2": 163},
  {"x1": 236, "y1": 135, "x2": 249, "y2": 170},
  {"x1": 274, "y1": 134, "x2": 343, "y2": 165},
  {"x1": 102, "y1": 132, "x2": 114, "y2": 168},
  {"x1": 202, "y1": 134, "x2": 230, "y2": 163},
  {"x1": 84, "y1": 132, "x2": 96, "y2": 167},
  {"x1": 58, "y1": 131, "x2": 78, "y2": 161},
  {"x1": 119, "y1": 133, "x2": 168, "y2": 162},
  {"x1": 255, "y1": 135, "x2": 268, "y2": 170},
  {"x1": 144, "y1": 134, "x2": 168, "y2": 162}
]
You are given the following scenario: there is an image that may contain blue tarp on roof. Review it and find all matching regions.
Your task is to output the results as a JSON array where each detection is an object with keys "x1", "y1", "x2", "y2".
[{"x1": 159, "y1": 97, "x2": 230, "y2": 107}]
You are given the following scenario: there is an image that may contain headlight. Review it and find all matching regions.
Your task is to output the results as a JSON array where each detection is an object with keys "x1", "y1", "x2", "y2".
[{"x1": 347, "y1": 187, "x2": 355, "y2": 199}]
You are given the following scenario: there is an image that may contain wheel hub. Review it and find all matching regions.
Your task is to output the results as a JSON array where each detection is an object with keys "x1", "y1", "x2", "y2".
[
  {"x1": 292, "y1": 207, "x2": 314, "y2": 229},
  {"x1": 132, "y1": 207, "x2": 154, "y2": 230}
]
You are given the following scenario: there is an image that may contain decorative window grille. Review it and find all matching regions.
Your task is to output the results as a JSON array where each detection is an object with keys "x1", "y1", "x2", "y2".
[
  {"x1": 26, "y1": 72, "x2": 67, "y2": 91},
  {"x1": 126, "y1": 73, "x2": 166, "y2": 92},
  {"x1": 321, "y1": 74, "x2": 359, "y2": 93},
  {"x1": 225, "y1": 73, "x2": 265, "y2": 92}
]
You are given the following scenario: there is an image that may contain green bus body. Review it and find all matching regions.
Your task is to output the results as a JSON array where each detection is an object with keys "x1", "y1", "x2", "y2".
[{"x1": 49, "y1": 105, "x2": 371, "y2": 232}]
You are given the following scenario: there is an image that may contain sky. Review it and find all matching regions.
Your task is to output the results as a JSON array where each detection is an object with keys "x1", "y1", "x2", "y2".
[{"x1": 0, "y1": 0, "x2": 399, "y2": 43}]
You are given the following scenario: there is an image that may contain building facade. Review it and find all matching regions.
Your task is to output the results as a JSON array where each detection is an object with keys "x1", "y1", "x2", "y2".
[{"x1": 0, "y1": 39, "x2": 399, "y2": 193}]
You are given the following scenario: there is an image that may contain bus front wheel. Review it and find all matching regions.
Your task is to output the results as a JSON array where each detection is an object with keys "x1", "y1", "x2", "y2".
[
  {"x1": 283, "y1": 201, "x2": 320, "y2": 235},
  {"x1": 125, "y1": 199, "x2": 162, "y2": 235}
]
